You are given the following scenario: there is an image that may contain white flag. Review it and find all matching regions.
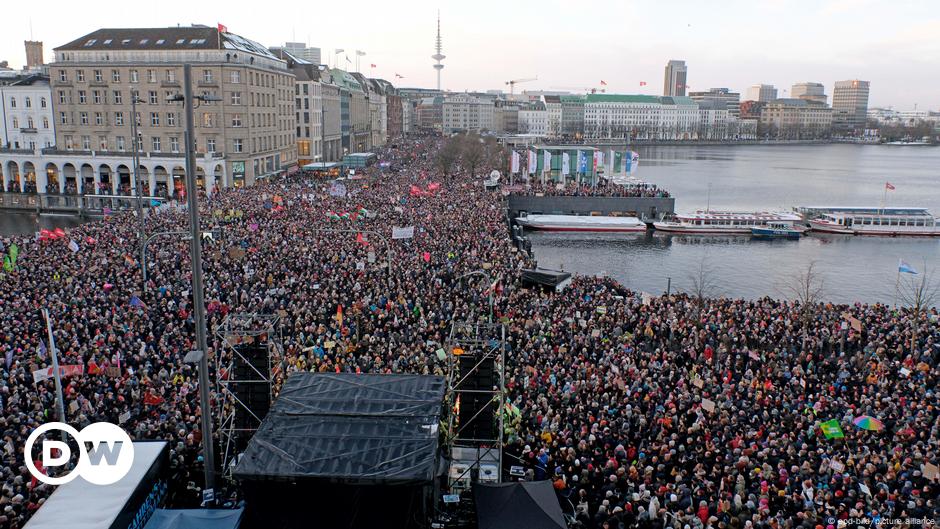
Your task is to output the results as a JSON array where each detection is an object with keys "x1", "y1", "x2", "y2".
[
  {"x1": 392, "y1": 226, "x2": 415, "y2": 239},
  {"x1": 527, "y1": 150, "x2": 537, "y2": 175},
  {"x1": 543, "y1": 150, "x2": 551, "y2": 174},
  {"x1": 510, "y1": 151, "x2": 520, "y2": 173},
  {"x1": 629, "y1": 151, "x2": 639, "y2": 174},
  {"x1": 68, "y1": 239, "x2": 80, "y2": 253},
  {"x1": 562, "y1": 152, "x2": 570, "y2": 176}
]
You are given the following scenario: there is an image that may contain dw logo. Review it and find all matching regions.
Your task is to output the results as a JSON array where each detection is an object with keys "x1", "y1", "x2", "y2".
[{"x1": 25, "y1": 422, "x2": 135, "y2": 486}]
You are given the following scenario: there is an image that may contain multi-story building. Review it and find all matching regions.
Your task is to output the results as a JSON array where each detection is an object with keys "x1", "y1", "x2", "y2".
[
  {"x1": 352, "y1": 74, "x2": 386, "y2": 148},
  {"x1": 518, "y1": 102, "x2": 549, "y2": 136},
  {"x1": 401, "y1": 97, "x2": 415, "y2": 136},
  {"x1": 542, "y1": 95, "x2": 563, "y2": 137},
  {"x1": 416, "y1": 96, "x2": 443, "y2": 132},
  {"x1": 696, "y1": 100, "x2": 730, "y2": 140},
  {"x1": 832, "y1": 79, "x2": 870, "y2": 134},
  {"x1": 791, "y1": 82, "x2": 827, "y2": 104},
  {"x1": 758, "y1": 98, "x2": 832, "y2": 139},
  {"x1": 493, "y1": 100, "x2": 519, "y2": 134},
  {"x1": 42, "y1": 25, "x2": 296, "y2": 195},
  {"x1": 292, "y1": 64, "x2": 323, "y2": 165},
  {"x1": 376, "y1": 80, "x2": 403, "y2": 140},
  {"x1": 745, "y1": 84, "x2": 777, "y2": 103},
  {"x1": 584, "y1": 94, "x2": 730, "y2": 140},
  {"x1": 739, "y1": 100, "x2": 765, "y2": 119},
  {"x1": 321, "y1": 79, "x2": 342, "y2": 161},
  {"x1": 442, "y1": 94, "x2": 494, "y2": 133},
  {"x1": 663, "y1": 60, "x2": 687, "y2": 97},
  {"x1": 276, "y1": 42, "x2": 321, "y2": 65},
  {"x1": 326, "y1": 68, "x2": 371, "y2": 152},
  {"x1": 689, "y1": 87, "x2": 740, "y2": 118},
  {"x1": 560, "y1": 95, "x2": 584, "y2": 139},
  {"x1": 1, "y1": 74, "x2": 55, "y2": 151}
]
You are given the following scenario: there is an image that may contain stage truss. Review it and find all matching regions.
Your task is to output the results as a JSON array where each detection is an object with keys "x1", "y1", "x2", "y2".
[
  {"x1": 214, "y1": 312, "x2": 282, "y2": 481},
  {"x1": 445, "y1": 317, "x2": 506, "y2": 492}
]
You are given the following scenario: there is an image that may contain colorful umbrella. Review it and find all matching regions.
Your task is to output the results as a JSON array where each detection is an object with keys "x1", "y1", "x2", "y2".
[{"x1": 852, "y1": 415, "x2": 884, "y2": 431}]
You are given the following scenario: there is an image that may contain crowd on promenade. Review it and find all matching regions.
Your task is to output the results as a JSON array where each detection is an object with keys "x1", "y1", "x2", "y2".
[
  {"x1": 0, "y1": 136, "x2": 936, "y2": 529},
  {"x1": 513, "y1": 180, "x2": 671, "y2": 198}
]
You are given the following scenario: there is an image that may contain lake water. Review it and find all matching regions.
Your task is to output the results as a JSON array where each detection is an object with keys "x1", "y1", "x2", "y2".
[{"x1": 528, "y1": 144, "x2": 940, "y2": 304}]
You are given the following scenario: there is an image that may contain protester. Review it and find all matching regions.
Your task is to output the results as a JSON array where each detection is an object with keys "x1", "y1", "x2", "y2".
[{"x1": 0, "y1": 136, "x2": 936, "y2": 529}]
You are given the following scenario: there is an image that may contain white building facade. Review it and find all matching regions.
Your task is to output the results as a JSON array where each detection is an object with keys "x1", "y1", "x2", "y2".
[{"x1": 1, "y1": 77, "x2": 56, "y2": 151}]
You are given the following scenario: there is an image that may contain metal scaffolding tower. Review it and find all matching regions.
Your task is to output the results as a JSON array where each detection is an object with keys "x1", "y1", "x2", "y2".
[
  {"x1": 214, "y1": 313, "x2": 282, "y2": 481},
  {"x1": 445, "y1": 317, "x2": 506, "y2": 491}
]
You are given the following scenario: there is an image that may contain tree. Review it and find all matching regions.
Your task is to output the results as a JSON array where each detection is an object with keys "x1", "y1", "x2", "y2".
[
  {"x1": 436, "y1": 137, "x2": 461, "y2": 176},
  {"x1": 897, "y1": 261, "x2": 939, "y2": 356},
  {"x1": 459, "y1": 134, "x2": 486, "y2": 178},
  {"x1": 782, "y1": 261, "x2": 826, "y2": 350},
  {"x1": 686, "y1": 257, "x2": 719, "y2": 348}
]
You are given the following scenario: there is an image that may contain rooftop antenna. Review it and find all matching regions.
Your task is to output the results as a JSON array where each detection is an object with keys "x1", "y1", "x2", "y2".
[{"x1": 431, "y1": 11, "x2": 445, "y2": 91}]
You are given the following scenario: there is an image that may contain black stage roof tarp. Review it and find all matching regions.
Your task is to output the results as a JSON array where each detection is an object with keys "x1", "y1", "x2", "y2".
[
  {"x1": 474, "y1": 482, "x2": 567, "y2": 529},
  {"x1": 233, "y1": 373, "x2": 446, "y2": 486},
  {"x1": 521, "y1": 268, "x2": 572, "y2": 289}
]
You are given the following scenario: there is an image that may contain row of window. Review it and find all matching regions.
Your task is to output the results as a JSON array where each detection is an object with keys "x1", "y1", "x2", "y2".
[
  {"x1": 9, "y1": 117, "x2": 50, "y2": 129},
  {"x1": 62, "y1": 134, "x2": 196, "y2": 153},
  {"x1": 7, "y1": 96, "x2": 47, "y2": 109},
  {"x1": 57, "y1": 88, "x2": 285, "y2": 108},
  {"x1": 58, "y1": 109, "x2": 287, "y2": 130},
  {"x1": 59, "y1": 68, "x2": 240, "y2": 84}
]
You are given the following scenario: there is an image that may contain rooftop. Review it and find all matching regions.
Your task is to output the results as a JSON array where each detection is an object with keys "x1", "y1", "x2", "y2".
[{"x1": 55, "y1": 26, "x2": 279, "y2": 61}]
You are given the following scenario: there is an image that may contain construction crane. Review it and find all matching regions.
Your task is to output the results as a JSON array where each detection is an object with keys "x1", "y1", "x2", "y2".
[{"x1": 506, "y1": 77, "x2": 537, "y2": 95}]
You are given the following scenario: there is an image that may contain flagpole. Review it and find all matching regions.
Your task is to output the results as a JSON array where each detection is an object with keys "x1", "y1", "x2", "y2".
[
  {"x1": 41, "y1": 309, "x2": 67, "y2": 426},
  {"x1": 881, "y1": 184, "x2": 887, "y2": 215}
]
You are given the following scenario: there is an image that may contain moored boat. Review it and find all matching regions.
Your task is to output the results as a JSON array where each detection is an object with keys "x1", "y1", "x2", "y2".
[
  {"x1": 802, "y1": 207, "x2": 940, "y2": 236},
  {"x1": 751, "y1": 222, "x2": 805, "y2": 239},
  {"x1": 516, "y1": 214, "x2": 646, "y2": 232},
  {"x1": 653, "y1": 211, "x2": 803, "y2": 234}
]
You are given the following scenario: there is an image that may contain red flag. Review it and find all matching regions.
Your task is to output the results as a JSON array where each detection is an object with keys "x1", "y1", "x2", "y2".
[
  {"x1": 639, "y1": 81, "x2": 647, "y2": 86},
  {"x1": 87, "y1": 360, "x2": 100, "y2": 375},
  {"x1": 885, "y1": 182, "x2": 895, "y2": 190},
  {"x1": 217, "y1": 23, "x2": 228, "y2": 33},
  {"x1": 422, "y1": 252, "x2": 431, "y2": 263},
  {"x1": 85, "y1": 236, "x2": 96, "y2": 245},
  {"x1": 600, "y1": 80, "x2": 607, "y2": 86},
  {"x1": 370, "y1": 63, "x2": 376, "y2": 68},
  {"x1": 53, "y1": 228, "x2": 66, "y2": 238},
  {"x1": 144, "y1": 392, "x2": 164, "y2": 406},
  {"x1": 356, "y1": 233, "x2": 369, "y2": 246},
  {"x1": 336, "y1": 305, "x2": 343, "y2": 328}
]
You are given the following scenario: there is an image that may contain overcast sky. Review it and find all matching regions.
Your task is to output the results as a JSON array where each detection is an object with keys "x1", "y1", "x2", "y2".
[{"x1": 3, "y1": 0, "x2": 937, "y2": 109}]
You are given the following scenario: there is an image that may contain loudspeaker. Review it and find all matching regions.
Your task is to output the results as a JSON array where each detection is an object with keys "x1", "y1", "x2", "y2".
[{"x1": 232, "y1": 342, "x2": 271, "y2": 440}]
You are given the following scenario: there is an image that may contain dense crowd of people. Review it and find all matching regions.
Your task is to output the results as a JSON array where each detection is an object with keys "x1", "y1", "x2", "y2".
[
  {"x1": 514, "y1": 180, "x2": 671, "y2": 198},
  {"x1": 0, "y1": 136, "x2": 936, "y2": 529}
]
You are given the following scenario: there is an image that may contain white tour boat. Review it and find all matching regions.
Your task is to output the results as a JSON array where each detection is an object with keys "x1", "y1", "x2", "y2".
[
  {"x1": 802, "y1": 207, "x2": 940, "y2": 236},
  {"x1": 516, "y1": 214, "x2": 647, "y2": 233},
  {"x1": 653, "y1": 211, "x2": 805, "y2": 234}
]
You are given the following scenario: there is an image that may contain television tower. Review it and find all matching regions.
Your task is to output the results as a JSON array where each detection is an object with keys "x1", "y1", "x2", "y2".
[{"x1": 431, "y1": 12, "x2": 445, "y2": 91}]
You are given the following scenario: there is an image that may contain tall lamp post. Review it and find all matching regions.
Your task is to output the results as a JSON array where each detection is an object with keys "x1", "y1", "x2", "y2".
[
  {"x1": 169, "y1": 64, "x2": 220, "y2": 495},
  {"x1": 130, "y1": 94, "x2": 147, "y2": 291}
]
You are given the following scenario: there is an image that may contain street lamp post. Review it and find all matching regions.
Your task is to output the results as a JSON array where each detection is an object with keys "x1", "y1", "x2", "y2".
[
  {"x1": 131, "y1": 95, "x2": 147, "y2": 292},
  {"x1": 456, "y1": 270, "x2": 494, "y2": 323},
  {"x1": 170, "y1": 64, "x2": 219, "y2": 495}
]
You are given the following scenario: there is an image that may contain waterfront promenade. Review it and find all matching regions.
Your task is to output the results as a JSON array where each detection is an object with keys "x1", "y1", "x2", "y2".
[{"x1": 0, "y1": 138, "x2": 937, "y2": 528}]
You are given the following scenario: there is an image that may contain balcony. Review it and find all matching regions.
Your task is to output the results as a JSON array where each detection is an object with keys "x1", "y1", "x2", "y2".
[
  {"x1": 20, "y1": 128, "x2": 38, "y2": 134},
  {"x1": 197, "y1": 79, "x2": 218, "y2": 87},
  {"x1": 161, "y1": 80, "x2": 181, "y2": 88}
]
